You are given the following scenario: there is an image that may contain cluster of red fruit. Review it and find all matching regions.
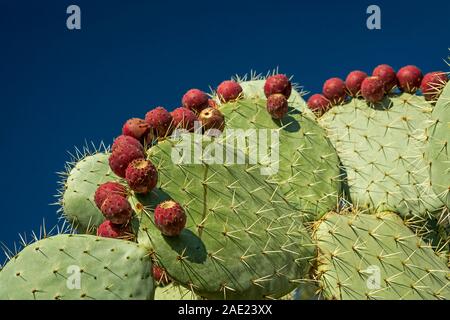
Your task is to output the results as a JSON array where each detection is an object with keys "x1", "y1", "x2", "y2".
[
  {"x1": 94, "y1": 75, "x2": 297, "y2": 240},
  {"x1": 264, "y1": 74, "x2": 292, "y2": 119},
  {"x1": 307, "y1": 64, "x2": 448, "y2": 116},
  {"x1": 93, "y1": 81, "x2": 245, "y2": 240}
]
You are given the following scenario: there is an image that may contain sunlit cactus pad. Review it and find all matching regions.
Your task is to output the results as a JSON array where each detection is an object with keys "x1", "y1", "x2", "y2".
[
  {"x1": 134, "y1": 134, "x2": 314, "y2": 299},
  {"x1": 319, "y1": 94, "x2": 445, "y2": 218},
  {"x1": 313, "y1": 211, "x2": 450, "y2": 300},
  {"x1": 429, "y1": 82, "x2": 450, "y2": 208},
  {"x1": 60, "y1": 152, "x2": 121, "y2": 233},
  {"x1": 0, "y1": 234, "x2": 154, "y2": 300}
]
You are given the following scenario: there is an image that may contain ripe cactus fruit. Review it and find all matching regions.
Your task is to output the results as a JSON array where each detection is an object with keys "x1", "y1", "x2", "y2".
[
  {"x1": 182, "y1": 89, "x2": 209, "y2": 113},
  {"x1": 97, "y1": 220, "x2": 131, "y2": 238},
  {"x1": 122, "y1": 118, "x2": 150, "y2": 142},
  {"x1": 101, "y1": 194, "x2": 133, "y2": 224},
  {"x1": 322, "y1": 78, "x2": 347, "y2": 104},
  {"x1": 208, "y1": 98, "x2": 218, "y2": 109},
  {"x1": 372, "y1": 64, "x2": 397, "y2": 92},
  {"x1": 263, "y1": 74, "x2": 292, "y2": 98},
  {"x1": 94, "y1": 182, "x2": 127, "y2": 209},
  {"x1": 59, "y1": 151, "x2": 121, "y2": 233},
  {"x1": 345, "y1": 70, "x2": 368, "y2": 97},
  {"x1": 318, "y1": 92, "x2": 445, "y2": 218},
  {"x1": 360, "y1": 76, "x2": 385, "y2": 103},
  {"x1": 125, "y1": 158, "x2": 158, "y2": 194},
  {"x1": 112, "y1": 135, "x2": 143, "y2": 153},
  {"x1": 199, "y1": 107, "x2": 225, "y2": 131},
  {"x1": 397, "y1": 65, "x2": 423, "y2": 93},
  {"x1": 152, "y1": 265, "x2": 171, "y2": 286},
  {"x1": 428, "y1": 81, "x2": 450, "y2": 208},
  {"x1": 217, "y1": 80, "x2": 243, "y2": 102},
  {"x1": 266, "y1": 93, "x2": 288, "y2": 119},
  {"x1": 145, "y1": 107, "x2": 173, "y2": 139},
  {"x1": 313, "y1": 212, "x2": 450, "y2": 300},
  {"x1": 171, "y1": 107, "x2": 198, "y2": 132},
  {"x1": 421, "y1": 71, "x2": 448, "y2": 101},
  {"x1": 109, "y1": 143, "x2": 145, "y2": 178},
  {"x1": 0, "y1": 235, "x2": 154, "y2": 300},
  {"x1": 153, "y1": 200, "x2": 187, "y2": 237},
  {"x1": 307, "y1": 94, "x2": 331, "y2": 116}
]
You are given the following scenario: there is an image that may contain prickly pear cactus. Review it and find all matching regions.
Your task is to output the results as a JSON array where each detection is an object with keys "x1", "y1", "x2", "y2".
[
  {"x1": 319, "y1": 94, "x2": 445, "y2": 219},
  {"x1": 429, "y1": 81, "x2": 450, "y2": 209},
  {"x1": 134, "y1": 134, "x2": 314, "y2": 299},
  {"x1": 0, "y1": 234, "x2": 154, "y2": 300},
  {"x1": 313, "y1": 211, "x2": 450, "y2": 300},
  {"x1": 219, "y1": 79, "x2": 342, "y2": 221}
]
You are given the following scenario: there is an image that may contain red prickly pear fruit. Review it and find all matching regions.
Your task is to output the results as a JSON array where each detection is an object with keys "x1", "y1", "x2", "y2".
[
  {"x1": 154, "y1": 200, "x2": 187, "y2": 237},
  {"x1": 397, "y1": 65, "x2": 423, "y2": 93},
  {"x1": 361, "y1": 76, "x2": 385, "y2": 103},
  {"x1": 208, "y1": 99, "x2": 218, "y2": 109},
  {"x1": 125, "y1": 158, "x2": 158, "y2": 194},
  {"x1": 421, "y1": 71, "x2": 448, "y2": 101},
  {"x1": 112, "y1": 135, "x2": 144, "y2": 153},
  {"x1": 217, "y1": 80, "x2": 243, "y2": 102},
  {"x1": 264, "y1": 74, "x2": 292, "y2": 99},
  {"x1": 307, "y1": 94, "x2": 331, "y2": 116},
  {"x1": 171, "y1": 107, "x2": 198, "y2": 132},
  {"x1": 109, "y1": 143, "x2": 145, "y2": 178},
  {"x1": 152, "y1": 265, "x2": 171, "y2": 286},
  {"x1": 96, "y1": 220, "x2": 131, "y2": 238},
  {"x1": 372, "y1": 64, "x2": 398, "y2": 92},
  {"x1": 322, "y1": 78, "x2": 347, "y2": 104},
  {"x1": 345, "y1": 71, "x2": 368, "y2": 97},
  {"x1": 94, "y1": 182, "x2": 127, "y2": 210},
  {"x1": 100, "y1": 194, "x2": 133, "y2": 225},
  {"x1": 145, "y1": 107, "x2": 173, "y2": 139},
  {"x1": 199, "y1": 107, "x2": 225, "y2": 131},
  {"x1": 182, "y1": 89, "x2": 209, "y2": 113},
  {"x1": 122, "y1": 118, "x2": 150, "y2": 142},
  {"x1": 266, "y1": 94, "x2": 288, "y2": 120}
]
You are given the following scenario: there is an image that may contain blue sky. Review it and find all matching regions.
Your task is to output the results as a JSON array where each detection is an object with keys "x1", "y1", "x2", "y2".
[{"x1": 0, "y1": 0, "x2": 449, "y2": 263}]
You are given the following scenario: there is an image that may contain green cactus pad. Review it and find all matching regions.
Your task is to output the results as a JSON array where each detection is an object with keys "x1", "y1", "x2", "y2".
[
  {"x1": 319, "y1": 94, "x2": 445, "y2": 218},
  {"x1": 0, "y1": 234, "x2": 154, "y2": 300},
  {"x1": 61, "y1": 153, "x2": 122, "y2": 233},
  {"x1": 314, "y1": 211, "x2": 450, "y2": 300},
  {"x1": 219, "y1": 96, "x2": 341, "y2": 221},
  {"x1": 429, "y1": 82, "x2": 450, "y2": 208},
  {"x1": 134, "y1": 134, "x2": 315, "y2": 300}
]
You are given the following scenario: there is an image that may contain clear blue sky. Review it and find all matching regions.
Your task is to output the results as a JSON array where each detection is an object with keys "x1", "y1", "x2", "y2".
[{"x1": 0, "y1": 0, "x2": 449, "y2": 263}]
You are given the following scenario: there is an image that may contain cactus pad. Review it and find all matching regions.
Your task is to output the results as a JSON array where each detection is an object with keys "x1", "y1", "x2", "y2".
[
  {"x1": 61, "y1": 153, "x2": 121, "y2": 233},
  {"x1": 313, "y1": 211, "x2": 450, "y2": 300},
  {"x1": 429, "y1": 82, "x2": 450, "y2": 208},
  {"x1": 0, "y1": 234, "x2": 154, "y2": 300},
  {"x1": 134, "y1": 134, "x2": 315, "y2": 299},
  {"x1": 220, "y1": 86, "x2": 341, "y2": 221},
  {"x1": 319, "y1": 94, "x2": 445, "y2": 218}
]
